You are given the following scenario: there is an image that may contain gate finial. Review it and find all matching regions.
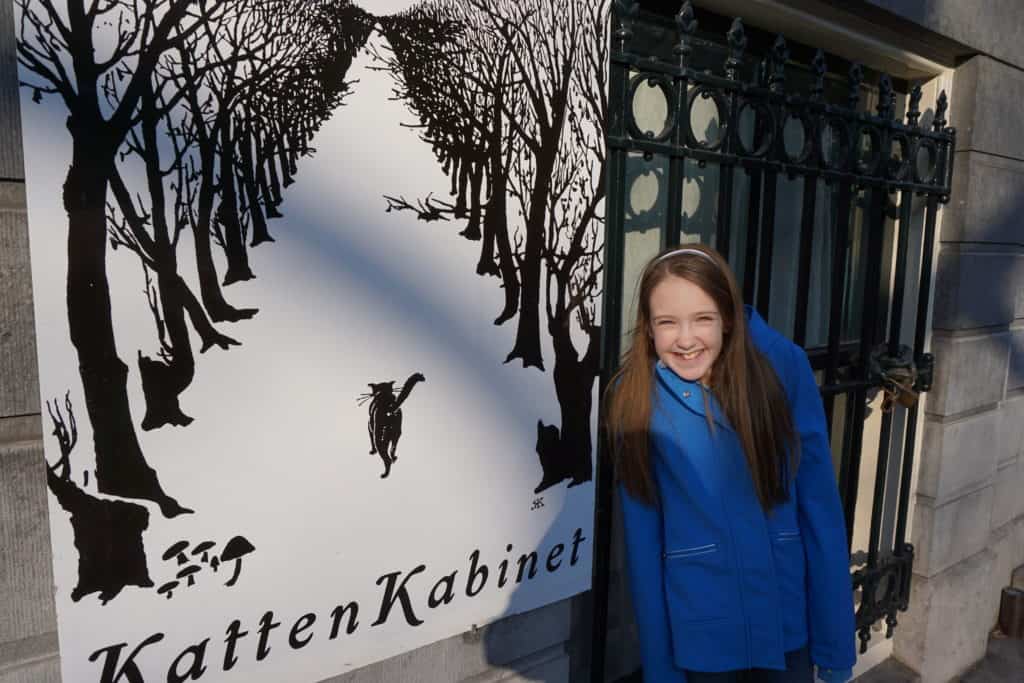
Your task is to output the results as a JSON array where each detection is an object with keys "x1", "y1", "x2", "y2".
[
  {"x1": 810, "y1": 49, "x2": 827, "y2": 102},
  {"x1": 675, "y1": 1, "x2": 698, "y2": 68},
  {"x1": 933, "y1": 90, "x2": 948, "y2": 131},
  {"x1": 906, "y1": 84, "x2": 923, "y2": 128},
  {"x1": 613, "y1": 0, "x2": 639, "y2": 49},
  {"x1": 847, "y1": 63, "x2": 864, "y2": 109},
  {"x1": 877, "y1": 74, "x2": 895, "y2": 119},
  {"x1": 769, "y1": 35, "x2": 789, "y2": 94},
  {"x1": 724, "y1": 18, "x2": 746, "y2": 81}
]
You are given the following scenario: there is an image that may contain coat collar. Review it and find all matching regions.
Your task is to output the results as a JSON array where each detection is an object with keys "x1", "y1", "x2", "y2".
[{"x1": 655, "y1": 362, "x2": 730, "y2": 430}]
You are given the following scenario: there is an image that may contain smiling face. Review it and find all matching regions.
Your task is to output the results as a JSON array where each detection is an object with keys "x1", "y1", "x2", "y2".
[{"x1": 648, "y1": 274, "x2": 724, "y2": 384}]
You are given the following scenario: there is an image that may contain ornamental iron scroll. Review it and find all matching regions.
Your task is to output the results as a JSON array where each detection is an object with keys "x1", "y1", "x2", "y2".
[
  {"x1": 597, "y1": 1, "x2": 959, "y2": 675},
  {"x1": 607, "y1": 9, "x2": 955, "y2": 201}
]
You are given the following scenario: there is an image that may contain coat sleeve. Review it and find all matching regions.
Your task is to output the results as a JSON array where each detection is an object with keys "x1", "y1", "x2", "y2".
[
  {"x1": 786, "y1": 343, "x2": 857, "y2": 671},
  {"x1": 618, "y1": 481, "x2": 688, "y2": 682}
]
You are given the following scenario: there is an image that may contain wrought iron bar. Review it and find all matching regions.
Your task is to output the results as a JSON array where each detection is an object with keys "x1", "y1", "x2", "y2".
[
  {"x1": 665, "y1": 5, "x2": 696, "y2": 246},
  {"x1": 758, "y1": 39, "x2": 784, "y2": 317},
  {"x1": 822, "y1": 181, "x2": 853, "y2": 431},
  {"x1": 590, "y1": 3, "x2": 636, "y2": 681},
  {"x1": 793, "y1": 174, "x2": 818, "y2": 346},
  {"x1": 715, "y1": 19, "x2": 744, "y2": 260},
  {"x1": 848, "y1": 185, "x2": 888, "y2": 553}
]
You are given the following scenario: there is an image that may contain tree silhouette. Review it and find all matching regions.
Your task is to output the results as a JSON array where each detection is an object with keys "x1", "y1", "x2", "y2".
[
  {"x1": 17, "y1": 0, "x2": 374, "y2": 598},
  {"x1": 44, "y1": 393, "x2": 154, "y2": 604},
  {"x1": 378, "y1": 0, "x2": 608, "y2": 492}
]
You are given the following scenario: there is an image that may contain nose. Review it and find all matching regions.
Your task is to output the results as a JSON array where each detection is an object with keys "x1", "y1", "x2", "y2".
[{"x1": 674, "y1": 320, "x2": 697, "y2": 348}]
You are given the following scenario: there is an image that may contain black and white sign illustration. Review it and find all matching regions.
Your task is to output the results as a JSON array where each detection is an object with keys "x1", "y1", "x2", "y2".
[
  {"x1": 15, "y1": 0, "x2": 606, "y2": 680},
  {"x1": 359, "y1": 372, "x2": 425, "y2": 478}
]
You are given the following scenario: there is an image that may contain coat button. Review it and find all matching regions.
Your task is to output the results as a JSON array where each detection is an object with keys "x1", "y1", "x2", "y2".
[{"x1": 683, "y1": 391, "x2": 691, "y2": 398}]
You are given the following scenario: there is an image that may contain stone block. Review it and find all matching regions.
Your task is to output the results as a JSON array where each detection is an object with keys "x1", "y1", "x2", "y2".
[
  {"x1": 992, "y1": 458, "x2": 1024, "y2": 530},
  {"x1": 0, "y1": 440, "x2": 57, "y2": 644},
  {"x1": 999, "y1": 395, "x2": 1024, "y2": 465},
  {"x1": 950, "y1": 56, "x2": 1024, "y2": 157},
  {"x1": 0, "y1": 197, "x2": 40, "y2": 419},
  {"x1": 893, "y1": 547, "x2": 997, "y2": 683},
  {"x1": 319, "y1": 662, "x2": 384, "y2": 683},
  {"x1": 1009, "y1": 324, "x2": 1024, "y2": 393},
  {"x1": 932, "y1": 248, "x2": 1016, "y2": 331},
  {"x1": 0, "y1": 632, "x2": 58, "y2": 672},
  {"x1": 927, "y1": 332, "x2": 1009, "y2": 417},
  {"x1": 360, "y1": 599, "x2": 570, "y2": 682},
  {"x1": 863, "y1": 4, "x2": 1024, "y2": 71},
  {"x1": 912, "y1": 485, "x2": 993, "y2": 577},
  {"x1": 500, "y1": 651, "x2": 569, "y2": 683},
  {"x1": 0, "y1": 655, "x2": 60, "y2": 683},
  {"x1": 0, "y1": 415, "x2": 41, "y2": 447},
  {"x1": 918, "y1": 411, "x2": 1000, "y2": 504},
  {"x1": 0, "y1": 0, "x2": 25, "y2": 180},
  {"x1": 942, "y1": 152, "x2": 1024, "y2": 245},
  {"x1": 989, "y1": 519, "x2": 1024, "y2": 596},
  {"x1": 1017, "y1": 258, "x2": 1024, "y2": 321}
]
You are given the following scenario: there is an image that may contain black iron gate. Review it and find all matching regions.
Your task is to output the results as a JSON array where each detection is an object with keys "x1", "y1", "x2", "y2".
[{"x1": 593, "y1": 1, "x2": 956, "y2": 678}]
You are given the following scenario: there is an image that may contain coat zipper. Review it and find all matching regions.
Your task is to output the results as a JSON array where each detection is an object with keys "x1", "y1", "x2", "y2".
[{"x1": 664, "y1": 543, "x2": 718, "y2": 560}]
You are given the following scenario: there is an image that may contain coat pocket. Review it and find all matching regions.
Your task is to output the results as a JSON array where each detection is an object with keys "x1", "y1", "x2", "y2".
[
  {"x1": 663, "y1": 543, "x2": 735, "y2": 623},
  {"x1": 771, "y1": 531, "x2": 808, "y2": 639}
]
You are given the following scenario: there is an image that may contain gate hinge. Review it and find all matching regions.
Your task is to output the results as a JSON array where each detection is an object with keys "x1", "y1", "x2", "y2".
[{"x1": 914, "y1": 353, "x2": 934, "y2": 392}]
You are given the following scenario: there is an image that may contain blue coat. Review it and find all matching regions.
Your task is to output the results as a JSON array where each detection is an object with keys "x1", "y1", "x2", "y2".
[{"x1": 620, "y1": 307, "x2": 856, "y2": 680}]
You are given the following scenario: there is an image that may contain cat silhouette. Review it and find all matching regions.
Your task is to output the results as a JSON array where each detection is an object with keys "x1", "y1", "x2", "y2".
[{"x1": 365, "y1": 372, "x2": 425, "y2": 478}]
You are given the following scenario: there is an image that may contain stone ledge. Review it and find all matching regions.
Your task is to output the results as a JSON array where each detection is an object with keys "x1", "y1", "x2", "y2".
[
  {"x1": 460, "y1": 643, "x2": 566, "y2": 682},
  {"x1": 323, "y1": 598, "x2": 573, "y2": 682},
  {"x1": 0, "y1": 415, "x2": 41, "y2": 446},
  {"x1": 0, "y1": 632, "x2": 58, "y2": 673},
  {"x1": 0, "y1": 440, "x2": 57, "y2": 645},
  {"x1": 0, "y1": 654, "x2": 59, "y2": 683}
]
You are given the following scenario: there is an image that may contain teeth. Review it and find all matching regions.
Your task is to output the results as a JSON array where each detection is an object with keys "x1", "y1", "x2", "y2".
[{"x1": 680, "y1": 350, "x2": 701, "y2": 360}]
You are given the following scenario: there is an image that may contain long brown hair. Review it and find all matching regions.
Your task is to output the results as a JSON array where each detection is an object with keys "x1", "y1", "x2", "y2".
[{"x1": 605, "y1": 244, "x2": 798, "y2": 511}]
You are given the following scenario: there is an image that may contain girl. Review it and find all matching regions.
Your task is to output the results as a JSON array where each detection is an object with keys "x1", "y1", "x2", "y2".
[{"x1": 607, "y1": 245, "x2": 856, "y2": 682}]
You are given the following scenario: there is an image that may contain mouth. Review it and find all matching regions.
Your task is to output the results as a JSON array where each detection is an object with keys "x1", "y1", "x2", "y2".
[{"x1": 675, "y1": 349, "x2": 704, "y2": 361}]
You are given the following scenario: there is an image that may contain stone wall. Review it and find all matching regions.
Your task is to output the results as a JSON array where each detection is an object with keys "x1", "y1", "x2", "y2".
[
  {"x1": 0, "y1": 0, "x2": 61, "y2": 680},
  {"x1": 890, "y1": 52, "x2": 1024, "y2": 683}
]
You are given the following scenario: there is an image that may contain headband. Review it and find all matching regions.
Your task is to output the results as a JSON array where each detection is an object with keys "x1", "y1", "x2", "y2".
[{"x1": 651, "y1": 247, "x2": 716, "y2": 267}]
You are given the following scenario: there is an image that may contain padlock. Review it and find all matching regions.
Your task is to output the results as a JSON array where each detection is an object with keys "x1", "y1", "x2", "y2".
[
  {"x1": 881, "y1": 367, "x2": 919, "y2": 412},
  {"x1": 894, "y1": 385, "x2": 919, "y2": 409}
]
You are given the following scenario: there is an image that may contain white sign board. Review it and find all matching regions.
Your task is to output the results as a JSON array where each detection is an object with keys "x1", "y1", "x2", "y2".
[{"x1": 14, "y1": 0, "x2": 607, "y2": 680}]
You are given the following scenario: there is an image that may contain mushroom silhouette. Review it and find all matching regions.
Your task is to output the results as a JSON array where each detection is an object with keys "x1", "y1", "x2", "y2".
[
  {"x1": 157, "y1": 581, "x2": 179, "y2": 600},
  {"x1": 163, "y1": 540, "x2": 189, "y2": 566},
  {"x1": 192, "y1": 541, "x2": 216, "y2": 563},
  {"x1": 210, "y1": 556, "x2": 221, "y2": 573},
  {"x1": 177, "y1": 565, "x2": 201, "y2": 587},
  {"x1": 221, "y1": 536, "x2": 255, "y2": 587}
]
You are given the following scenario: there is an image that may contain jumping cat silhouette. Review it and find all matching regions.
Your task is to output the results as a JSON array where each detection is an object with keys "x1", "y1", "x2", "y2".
[{"x1": 361, "y1": 372, "x2": 425, "y2": 479}]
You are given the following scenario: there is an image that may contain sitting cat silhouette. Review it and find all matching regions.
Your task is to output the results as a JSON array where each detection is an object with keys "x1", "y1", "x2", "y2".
[{"x1": 365, "y1": 372, "x2": 425, "y2": 479}]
